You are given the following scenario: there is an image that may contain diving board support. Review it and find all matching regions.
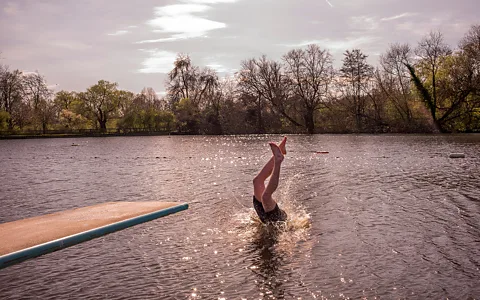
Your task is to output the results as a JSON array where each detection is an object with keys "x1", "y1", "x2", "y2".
[{"x1": 0, "y1": 201, "x2": 188, "y2": 270}]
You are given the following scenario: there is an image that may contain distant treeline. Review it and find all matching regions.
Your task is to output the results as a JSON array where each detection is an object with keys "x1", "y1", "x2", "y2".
[{"x1": 1, "y1": 25, "x2": 479, "y2": 135}]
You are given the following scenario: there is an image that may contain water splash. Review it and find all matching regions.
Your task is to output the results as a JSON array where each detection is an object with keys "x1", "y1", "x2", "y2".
[
  {"x1": 232, "y1": 172, "x2": 312, "y2": 254},
  {"x1": 279, "y1": 172, "x2": 311, "y2": 231}
]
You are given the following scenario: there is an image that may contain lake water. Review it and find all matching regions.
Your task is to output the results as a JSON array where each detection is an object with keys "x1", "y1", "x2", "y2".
[{"x1": 0, "y1": 134, "x2": 479, "y2": 299}]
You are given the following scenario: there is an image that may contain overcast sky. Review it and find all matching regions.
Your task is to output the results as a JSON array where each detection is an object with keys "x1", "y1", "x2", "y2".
[{"x1": 1, "y1": 0, "x2": 478, "y2": 94}]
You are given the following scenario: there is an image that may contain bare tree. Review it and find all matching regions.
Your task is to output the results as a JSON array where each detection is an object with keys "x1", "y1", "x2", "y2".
[
  {"x1": 459, "y1": 24, "x2": 480, "y2": 98},
  {"x1": 35, "y1": 97, "x2": 56, "y2": 133},
  {"x1": 459, "y1": 24, "x2": 480, "y2": 74},
  {"x1": 166, "y1": 54, "x2": 219, "y2": 108},
  {"x1": 0, "y1": 66, "x2": 24, "y2": 129},
  {"x1": 339, "y1": 49, "x2": 375, "y2": 131},
  {"x1": 447, "y1": 24, "x2": 480, "y2": 131},
  {"x1": 283, "y1": 44, "x2": 334, "y2": 133},
  {"x1": 237, "y1": 58, "x2": 269, "y2": 133},
  {"x1": 215, "y1": 75, "x2": 245, "y2": 133},
  {"x1": 202, "y1": 75, "x2": 233, "y2": 134},
  {"x1": 167, "y1": 54, "x2": 193, "y2": 102},
  {"x1": 139, "y1": 87, "x2": 167, "y2": 110},
  {"x1": 377, "y1": 43, "x2": 414, "y2": 124},
  {"x1": 411, "y1": 30, "x2": 452, "y2": 130},
  {"x1": 166, "y1": 54, "x2": 219, "y2": 133},
  {"x1": 23, "y1": 72, "x2": 54, "y2": 131},
  {"x1": 141, "y1": 87, "x2": 158, "y2": 103},
  {"x1": 23, "y1": 72, "x2": 50, "y2": 110},
  {"x1": 238, "y1": 55, "x2": 302, "y2": 132}
]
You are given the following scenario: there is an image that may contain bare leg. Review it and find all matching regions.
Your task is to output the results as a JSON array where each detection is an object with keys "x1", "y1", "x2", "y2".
[
  {"x1": 253, "y1": 156, "x2": 274, "y2": 202},
  {"x1": 262, "y1": 143, "x2": 284, "y2": 212},
  {"x1": 253, "y1": 137, "x2": 287, "y2": 202},
  {"x1": 279, "y1": 136, "x2": 287, "y2": 155}
]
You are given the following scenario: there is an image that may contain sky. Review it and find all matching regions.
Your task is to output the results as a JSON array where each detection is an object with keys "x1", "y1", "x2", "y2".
[{"x1": 1, "y1": 0, "x2": 478, "y2": 94}]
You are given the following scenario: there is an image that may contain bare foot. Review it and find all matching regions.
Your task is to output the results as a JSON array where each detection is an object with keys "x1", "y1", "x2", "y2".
[
  {"x1": 269, "y1": 142, "x2": 284, "y2": 163},
  {"x1": 279, "y1": 136, "x2": 287, "y2": 155}
]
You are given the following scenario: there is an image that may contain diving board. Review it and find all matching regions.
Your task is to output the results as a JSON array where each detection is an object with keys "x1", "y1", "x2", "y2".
[{"x1": 0, "y1": 201, "x2": 188, "y2": 269}]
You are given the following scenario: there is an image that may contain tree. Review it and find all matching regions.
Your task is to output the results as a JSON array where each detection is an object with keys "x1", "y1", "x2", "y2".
[
  {"x1": 35, "y1": 97, "x2": 57, "y2": 133},
  {"x1": 23, "y1": 72, "x2": 54, "y2": 132},
  {"x1": 0, "y1": 66, "x2": 24, "y2": 129},
  {"x1": 174, "y1": 97, "x2": 200, "y2": 133},
  {"x1": 202, "y1": 79, "x2": 225, "y2": 134},
  {"x1": 283, "y1": 44, "x2": 334, "y2": 133},
  {"x1": 166, "y1": 54, "x2": 194, "y2": 104},
  {"x1": 23, "y1": 72, "x2": 50, "y2": 110},
  {"x1": 58, "y1": 109, "x2": 89, "y2": 130},
  {"x1": 377, "y1": 43, "x2": 415, "y2": 127},
  {"x1": 166, "y1": 54, "x2": 219, "y2": 133},
  {"x1": 139, "y1": 87, "x2": 166, "y2": 110},
  {"x1": 458, "y1": 24, "x2": 480, "y2": 130},
  {"x1": 433, "y1": 24, "x2": 480, "y2": 131},
  {"x1": 116, "y1": 89, "x2": 135, "y2": 119},
  {"x1": 214, "y1": 75, "x2": 249, "y2": 134},
  {"x1": 408, "y1": 31, "x2": 452, "y2": 131},
  {"x1": 459, "y1": 24, "x2": 480, "y2": 86},
  {"x1": 11, "y1": 101, "x2": 33, "y2": 130},
  {"x1": 117, "y1": 88, "x2": 174, "y2": 132},
  {"x1": 0, "y1": 110, "x2": 10, "y2": 130},
  {"x1": 237, "y1": 61, "x2": 268, "y2": 133},
  {"x1": 141, "y1": 87, "x2": 158, "y2": 103},
  {"x1": 54, "y1": 90, "x2": 76, "y2": 110},
  {"x1": 339, "y1": 49, "x2": 375, "y2": 131},
  {"x1": 79, "y1": 80, "x2": 120, "y2": 130},
  {"x1": 54, "y1": 90, "x2": 90, "y2": 130},
  {"x1": 238, "y1": 55, "x2": 302, "y2": 132},
  {"x1": 166, "y1": 54, "x2": 219, "y2": 108}
]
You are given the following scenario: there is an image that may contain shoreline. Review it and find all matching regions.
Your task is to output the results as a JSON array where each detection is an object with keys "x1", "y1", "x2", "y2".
[
  {"x1": 0, "y1": 131, "x2": 178, "y2": 140},
  {"x1": 1, "y1": 131, "x2": 479, "y2": 140}
]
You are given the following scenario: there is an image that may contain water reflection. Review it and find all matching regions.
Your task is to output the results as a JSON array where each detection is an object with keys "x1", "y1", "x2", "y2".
[{"x1": 248, "y1": 225, "x2": 286, "y2": 299}]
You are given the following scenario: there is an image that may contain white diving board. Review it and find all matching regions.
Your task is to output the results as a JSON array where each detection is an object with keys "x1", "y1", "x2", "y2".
[{"x1": 0, "y1": 201, "x2": 188, "y2": 269}]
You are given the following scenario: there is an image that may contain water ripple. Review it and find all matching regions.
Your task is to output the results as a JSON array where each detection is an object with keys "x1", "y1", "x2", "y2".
[{"x1": 0, "y1": 135, "x2": 479, "y2": 299}]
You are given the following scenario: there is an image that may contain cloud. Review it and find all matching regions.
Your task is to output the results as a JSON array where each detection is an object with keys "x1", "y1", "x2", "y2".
[
  {"x1": 149, "y1": 14, "x2": 225, "y2": 36},
  {"x1": 394, "y1": 13, "x2": 457, "y2": 37},
  {"x1": 136, "y1": 32, "x2": 209, "y2": 44},
  {"x1": 350, "y1": 16, "x2": 379, "y2": 31},
  {"x1": 3, "y1": 2, "x2": 18, "y2": 16},
  {"x1": 139, "y1": 4, "x2": 226, "y2": 43},
  {"x1": 108, "y1": 30, "x2": 129, "y2": 36},
  {"x1": 283, "y1": 37, "x2": 377, "y2": 53},
  {"x1": 50, "y1": 40, "x2": 92, "y2": 51},
  {"x1": 138, "y1": 50, "x2": 177, "y2": 74},
  {"x1": 136, "y1": 37, "x2": 181, "y2": 44},
  {"x1": 206, "y1": 63, "x2": 234, "y2": 73},
  {"x1": 153, "y1": 4, "x2": 208, "y2": 16},
  {"x1": 108, "y1": 25, "x2": 140, "y2": 37},
  {"x1": 381, "y1": 12, "x2": 417, "y2": 22}
]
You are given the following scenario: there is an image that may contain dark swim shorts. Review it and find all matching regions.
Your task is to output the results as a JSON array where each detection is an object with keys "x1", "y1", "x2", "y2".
[{"x1": 253, "y1": 196, "x2": 287, "y2": 223}]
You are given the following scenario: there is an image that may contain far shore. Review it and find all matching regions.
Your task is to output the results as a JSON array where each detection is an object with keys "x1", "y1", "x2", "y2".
[
  {"x1": 1, "y1": 130, "x2": 479, "y2": 140},
  {"x1": 0, "y1": 131, "x2": 176, "y2": 140}
]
